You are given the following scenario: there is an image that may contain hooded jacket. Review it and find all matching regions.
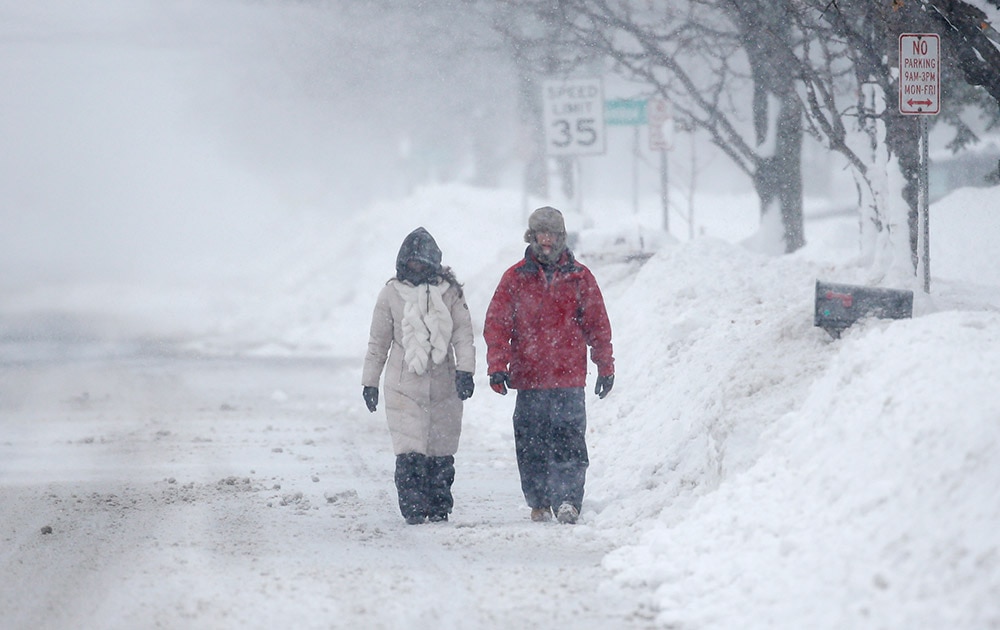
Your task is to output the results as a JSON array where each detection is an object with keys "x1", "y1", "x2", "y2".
[
  {"x1": 363, "y1": 228, "x2": 476, "y2": 456},
  {"x1": 484, "y1": 247, "x2": 614, "y2": 390},
  {"x1": 395, "y1": 227, "x2": 443, "y2": 284}
]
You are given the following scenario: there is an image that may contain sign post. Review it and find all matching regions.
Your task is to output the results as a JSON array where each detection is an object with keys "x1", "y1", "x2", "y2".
[
  {"x1": 898, "y1": 33, "x2": 940, "y2": 293},
  {"x1": 605, "y1": 99, "x2": 648, "y2": 214},
  {"x1": 648, "y1": 99, "x2": 673, "y2": 232}
]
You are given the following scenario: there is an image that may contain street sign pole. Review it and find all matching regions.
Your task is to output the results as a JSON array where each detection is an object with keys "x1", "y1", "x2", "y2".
[
  {"x1": 542, "y1": 78, "x2": 606, "y2": 212},
  {"x1": 604, "y1": 99, "x2": 647, "y2": 216},
  {"x1": 920, "y1": 117, "x2": 930, "y2": 293},
  {"x1": 648, "y1": 99, "x2": 673, "y2": 232},
  {"x1": 659, "y1": 149, "x2": 669, "y2": 233},
  {"x1": 632, "y1": 126, "x2": 640, "y2": 215},
  {"x1": 898, "y1": 33, "x2": 940, "y2": 293}
]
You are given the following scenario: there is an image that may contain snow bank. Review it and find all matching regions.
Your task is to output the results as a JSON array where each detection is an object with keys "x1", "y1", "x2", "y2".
[{"x1": 584, "y1": 220, "x2": 1000, "y2": 627}]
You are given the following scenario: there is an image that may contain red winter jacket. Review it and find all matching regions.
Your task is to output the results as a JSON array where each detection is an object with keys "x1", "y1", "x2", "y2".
[{"x1": 484, "y1": 248, "x2": 614, "y2": 390}]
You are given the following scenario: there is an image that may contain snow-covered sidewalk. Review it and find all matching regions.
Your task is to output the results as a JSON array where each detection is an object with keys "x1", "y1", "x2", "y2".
[{"x1": 1, "y1": 348, "x2": 654, "y2": 629}]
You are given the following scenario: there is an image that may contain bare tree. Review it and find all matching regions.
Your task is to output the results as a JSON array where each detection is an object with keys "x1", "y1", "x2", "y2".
[
  {"x1": 534, "y1": 0, "x2": 808, "y2": 252},
  {"x1": 796, "y1": 0, "x2": 1000, "y2": 271},
  {"x1": 492, "y1": 0, "x2": 1000, "y2": 263}
]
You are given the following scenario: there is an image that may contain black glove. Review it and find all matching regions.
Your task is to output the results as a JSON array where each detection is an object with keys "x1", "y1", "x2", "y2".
[
  {"x1": 363, "y1": 386, "x2": 379, "y2": 412},
  {"x1": 489, "y1": 372, "x2": 509, "y2": 395},
  {"x1": 456, "y1": 371, "x2": 475, "y2": 400},
  {"x1": 595, "y1": 374, "x2": 614, "y2": 399}
]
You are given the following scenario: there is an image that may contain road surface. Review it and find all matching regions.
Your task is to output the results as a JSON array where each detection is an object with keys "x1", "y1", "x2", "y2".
[{"x1": 0, "y1": 317, "x2": 655, "y2": 629}]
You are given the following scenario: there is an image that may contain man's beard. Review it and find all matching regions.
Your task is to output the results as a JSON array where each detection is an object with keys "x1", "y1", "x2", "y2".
[{"x1": 532, "y1": 241, "x2": 564, "y2": 264}]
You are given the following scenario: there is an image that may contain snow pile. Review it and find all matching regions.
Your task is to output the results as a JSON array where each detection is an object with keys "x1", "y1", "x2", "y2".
[
  {"x1": 589, "y1": 235, "x2": 1000, "y2": 628},
  {"x1": 585, "y1": 239, "x2": 828, "y2": 525},
  {"x1": 187, "y1": 185, "x2": 528, "y2": 356}
]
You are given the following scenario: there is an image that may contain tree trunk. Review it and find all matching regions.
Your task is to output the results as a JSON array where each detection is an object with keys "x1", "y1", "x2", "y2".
[
  {"x1": 736, "y1": 0, "x2": 805, "y2": 254},
  {"x1": 518, "y1": 71, "x2": 548, "y2": 199},
  {"x1": 883, "y1": 3, "x2": 922, "y2": 276},
  {"x1": 885, "y1": 113, "x2": 921, "y2": 274},
  {"x1": 752, "y1": 94, "x2": 805, "y2": 253}
]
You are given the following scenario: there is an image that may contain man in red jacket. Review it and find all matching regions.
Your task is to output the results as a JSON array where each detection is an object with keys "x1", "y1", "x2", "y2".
[{"x1": 484, "y1": 206, "x2": 615, "y2": 524}]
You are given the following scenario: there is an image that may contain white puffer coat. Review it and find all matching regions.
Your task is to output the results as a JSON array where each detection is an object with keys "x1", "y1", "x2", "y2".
[{"x1": 362, "y1": 278, "x2": 476, "y2": 456}]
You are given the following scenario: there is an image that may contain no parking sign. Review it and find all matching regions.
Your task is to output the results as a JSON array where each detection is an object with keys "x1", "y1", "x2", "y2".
[{"x1": 899, "y1": 33, "x2": 940, "y2": 115}]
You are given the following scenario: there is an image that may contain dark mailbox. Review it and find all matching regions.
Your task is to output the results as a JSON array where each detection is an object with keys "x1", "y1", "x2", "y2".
[{"x1": 814, "y1": 280, "x2": 913, "y2": 338}]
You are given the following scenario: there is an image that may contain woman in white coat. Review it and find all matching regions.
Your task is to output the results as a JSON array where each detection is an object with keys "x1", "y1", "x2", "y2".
[{"x1": 362, "y1": 227, "x2": 476, "y2": 524}]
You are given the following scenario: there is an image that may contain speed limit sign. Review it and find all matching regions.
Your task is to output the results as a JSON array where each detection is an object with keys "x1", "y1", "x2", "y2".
[{"x1": 542, "y1": 78, "x2": 606, "y2": 156}]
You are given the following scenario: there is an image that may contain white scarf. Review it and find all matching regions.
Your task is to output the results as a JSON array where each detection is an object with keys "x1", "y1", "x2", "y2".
[{"x1": 394, "y1": 280, "x2": 453, "y2": 375}]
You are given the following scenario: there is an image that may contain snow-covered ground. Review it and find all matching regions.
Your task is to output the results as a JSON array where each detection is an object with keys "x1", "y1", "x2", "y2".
[
  {"x1": 1, "y1": 350, "x2": 650, "y2": 629},
  {"x1": 3, "y1": 182, "x2": 999, "y2": 629}
]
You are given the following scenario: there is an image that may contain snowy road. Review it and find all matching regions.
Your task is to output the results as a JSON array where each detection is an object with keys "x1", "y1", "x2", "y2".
[{"x1": 0, "y1": 329, "x2": 654, "y2": 629}]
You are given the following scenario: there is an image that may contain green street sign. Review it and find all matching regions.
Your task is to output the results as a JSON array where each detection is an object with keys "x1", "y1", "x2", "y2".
[{"x1": 605, "y1": 99, "x2": 647, "y2": 126}]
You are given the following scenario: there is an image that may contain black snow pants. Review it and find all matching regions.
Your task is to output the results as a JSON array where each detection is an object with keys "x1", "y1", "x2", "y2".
[
  {"x1": 512, "y1": 388, "x2": 588, "y2": 512},
  {"x1": 394, "y1": 452, "x2": 455, "y2": 520}
]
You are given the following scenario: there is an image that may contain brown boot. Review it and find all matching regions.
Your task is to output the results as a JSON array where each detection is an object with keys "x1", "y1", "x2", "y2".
[{"x1": 530, "y1": 507, "x2": 552, "y2": 522}]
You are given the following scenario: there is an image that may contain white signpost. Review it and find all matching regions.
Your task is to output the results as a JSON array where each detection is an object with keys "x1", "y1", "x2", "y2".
[
  {"x1": 898, "y1": 33, "x2": 940, "y2": 294},
  {"x1": 542, "y1": 78, "x2": 606, "y2": 156},
  {"x1": 648, "y1": 99, "x2": 673, "y2": 231},
  {"x1": 647, "y1": 99, "x2": 673, "y2": 151}
]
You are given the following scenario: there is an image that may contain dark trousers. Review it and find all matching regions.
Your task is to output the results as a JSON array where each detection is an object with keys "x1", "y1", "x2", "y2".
[
  {"x1": 394, "y1": 453, "x2": 455, "y2": 519},
  {"x1": 513, "y1": 388, "x2": 588, "y2": 512}
]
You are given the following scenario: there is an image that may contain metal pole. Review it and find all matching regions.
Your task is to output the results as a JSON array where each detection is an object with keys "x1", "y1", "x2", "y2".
[
  {"x1": 660, "y1": 149, "x2": 669, "y2": 232},
  {"x1": 632, "y1": 126, "x2": 639, "y2": 214},
  {"x1": 572, "y1": 157, "x2": 582, "y2": 216},
  {"x1": 920, "y1": 116, "x2": 930, "y2": 293}
]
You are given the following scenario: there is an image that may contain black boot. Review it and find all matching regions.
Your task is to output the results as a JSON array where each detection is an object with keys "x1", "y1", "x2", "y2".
[
  {"x1": 426, "y1": 455, "x2": 455, "y2": 522},
  {"x1": 394, "y1": 453, "x2": 429, "y2": 524}
]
